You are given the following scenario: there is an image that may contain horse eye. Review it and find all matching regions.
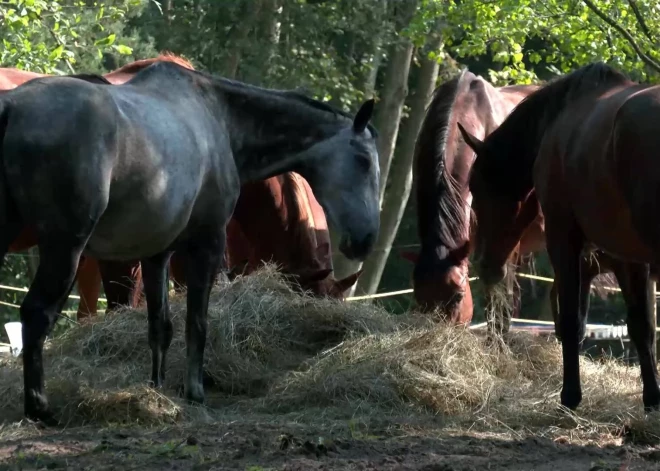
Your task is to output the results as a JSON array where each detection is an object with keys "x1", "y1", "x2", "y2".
[{"x1": 356, "y1": 153, "x2": 371, "y2": 170}]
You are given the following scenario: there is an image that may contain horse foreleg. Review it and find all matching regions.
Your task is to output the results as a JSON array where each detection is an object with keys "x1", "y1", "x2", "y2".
[
  {"x1": 546, "y1": 216, "x2": 584, "y2": 411},
  {"x1": 183, "y1": 229, "x2": 224, "y2": 404},
  {"x1": 551, "y1": 255, "x2": 597, "y2": 343},
  {"x1": 21, "y1": 237, "x2": 88, "y2": 424},
  {"x1": 614, "y1": 262, "x2": 660, "y2": 410},
  {"x1": 141, "y1": 251, "x2": 174, "y2": 388}
]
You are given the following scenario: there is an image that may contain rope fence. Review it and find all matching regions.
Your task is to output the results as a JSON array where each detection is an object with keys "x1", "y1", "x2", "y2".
[
  {"x1": 0, "y1": 268, "x2": 653, "y2": 308},
  {"x1": 345, "y1": 272, "x2": 660, "y2": 301}
]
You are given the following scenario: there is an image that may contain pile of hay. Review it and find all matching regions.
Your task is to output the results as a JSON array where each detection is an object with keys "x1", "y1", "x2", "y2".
[{"x1": 1, "y1": 264, "x2": 658, "y2": 442}]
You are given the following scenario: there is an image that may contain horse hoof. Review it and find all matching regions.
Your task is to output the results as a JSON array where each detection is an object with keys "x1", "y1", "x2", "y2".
[
  {"x1": 560, "y1": 388, "x2": 582, "y2": 411},
  {"x1": 147, "y1": 379, "x2": 163, "y2": 390},
  {"x1": 25, "y1": 408, "x2": 58, "y2": 427},
  {"x1": 643, "y1": 390, "x2": 660, "y2": 412},
  {"x1": 185, "y1": 386, "x2": 205, "y2": 405}
]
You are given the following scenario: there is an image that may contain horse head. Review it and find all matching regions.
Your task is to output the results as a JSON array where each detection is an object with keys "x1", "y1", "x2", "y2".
[
  {"x1": 400, "y1": 245, "x2": 473, "y2": 323},
  {"x1": 299, "y1": 99, "x2": 379, "y2": 261},
  {"x1": 458, "y1": 122, "x2": 539, "y2": 286}
]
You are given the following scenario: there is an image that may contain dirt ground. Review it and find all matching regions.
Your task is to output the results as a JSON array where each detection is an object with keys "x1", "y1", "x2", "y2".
[{"x1": 1, "y1": 414, "x2": 660, "y2": 471}]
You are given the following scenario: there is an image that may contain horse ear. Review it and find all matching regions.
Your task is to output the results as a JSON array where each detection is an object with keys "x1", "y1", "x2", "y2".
[
  {"x1": 457, "y1": 122, "x2": 484, "y2": 154},
  {"x1": 334, "y1": 269, "x2": 363, "y2": 293},
  {"x1": 400, "y1": 250, "x2": 419, "y2": 263},
  {"x1": 353, "y1": 99, "x2": 375, "y2": 133}
]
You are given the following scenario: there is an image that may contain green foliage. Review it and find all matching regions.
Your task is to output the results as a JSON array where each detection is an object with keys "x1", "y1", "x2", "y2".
[
  {"x1": 0, "y1": 0, "x2": 150, "y2": 73},
  {"x1": 443, "y1": 0, "x2": 660, "y2": 85}
]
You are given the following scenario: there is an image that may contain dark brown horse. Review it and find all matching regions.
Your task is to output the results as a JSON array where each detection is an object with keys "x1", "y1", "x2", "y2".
[
  {"x1": 401, "y1": 69, "x2": 541, "y2": 330},
  {"x1": 165, "y1": 172, "x2": 363, "y2": 302},
  {"x1": 460, "y1": 62, "x2": 660, "y2": 411}
]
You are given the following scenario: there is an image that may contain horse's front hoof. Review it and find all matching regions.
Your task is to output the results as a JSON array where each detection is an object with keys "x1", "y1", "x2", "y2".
[
  {"x1": 185, "y1": 384, "x2": 205, "y2": 405},
  {"x1": 643, "y1": 389, "x2": 660, "y2": 412},
  {"x1": 560, "y1": 387, "x2": 582, "y2": 411},
  {"x1": 147, "y1": 379, "x2": 164, "y2": 389},
  {"x1": 25, "y1": 407, "x2": 58, "y2": 427}
]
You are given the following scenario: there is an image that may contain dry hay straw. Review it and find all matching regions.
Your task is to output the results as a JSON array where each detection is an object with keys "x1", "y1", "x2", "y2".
[
  {"x1": 0, "y1": 264, "x2": 397, "y2": 428},
  {"x1": 1, "y1": 263, "x2": 659, "y2": 443}
]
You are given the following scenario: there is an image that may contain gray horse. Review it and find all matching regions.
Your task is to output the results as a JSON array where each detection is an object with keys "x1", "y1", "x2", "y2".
[{"x1": 0, "y1": 62, "x2": 380, "y2": 423}]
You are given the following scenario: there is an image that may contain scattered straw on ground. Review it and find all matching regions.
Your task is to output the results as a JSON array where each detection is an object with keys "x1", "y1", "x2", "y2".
[{"x1": 1, "y1": 264, "x2": 659, "y2": 444}]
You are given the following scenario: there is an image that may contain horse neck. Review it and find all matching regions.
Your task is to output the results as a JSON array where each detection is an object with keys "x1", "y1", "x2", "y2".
[
  {"x1": 487, "y1": 66, "x2": 633, "y2": 186},
  {"x1": 278, "y1": 173, "x2": 329, "y2": 270},
  {"x1": 213, "y1": 81, "x2": 348, "y2": 183}
]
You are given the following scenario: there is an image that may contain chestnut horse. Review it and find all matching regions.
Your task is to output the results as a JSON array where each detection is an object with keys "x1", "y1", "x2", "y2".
[
  {"x1": 459, "y1": 62, "x2": 660, "y2": 411},
  {"x1": 402, "y1": 69, "x2": 542, "y2": 332},
  {"x1": 0, "y1": 54, "x2": 360, "y2": 320},
  {"x1": 133, "y1": 172, "x2": 363, "y2": 305}
]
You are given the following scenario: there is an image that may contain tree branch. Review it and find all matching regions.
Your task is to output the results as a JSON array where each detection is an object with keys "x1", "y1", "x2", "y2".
[
  {"x1": 582, "y1": 0, "x2": 660, "y2": 74},
  {"x1": 626, "y1": 0, "x2": 654, "y2": 43}
]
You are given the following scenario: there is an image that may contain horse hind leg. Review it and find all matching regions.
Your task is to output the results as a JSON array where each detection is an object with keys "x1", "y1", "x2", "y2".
[
  {"x1": 615, "y1": 262, "x2": 660, "y2": 410},
  {"x1": 140, "y1": 251, "x2": 174, "y2": 388},
  {"x1": 183, "y1": 229, "x2": 225, "y2": 404}
]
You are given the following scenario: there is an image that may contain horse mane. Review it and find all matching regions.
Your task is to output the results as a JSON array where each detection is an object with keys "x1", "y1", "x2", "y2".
[
  {"x1": 67, "y1": 73, "x2": 112, "y2": 85},
  {"x1": 414, "y1": 68, "x2": 471, "y2": 251},
  {"x1": 279, "y1": 91, "x2": 379, "y2": 137},
  {"x1": 279, "y1": 173, "x2": 326, "y2": 267},
  {"x1": 110, "y1": 51, "x2": 194, "y2": 74},
  {"x1": 479, "y1": 62, "x2": 631, "y2": 192}
]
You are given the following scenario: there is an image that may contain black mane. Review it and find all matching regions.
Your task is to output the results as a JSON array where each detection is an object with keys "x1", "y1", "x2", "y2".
[
  {"x1": 476, "y1": 62, "x2": 631, "y2": 193},
  {"x1": 130, "y1": 61, "x2": 378, "y2": 136},
  {"x1": 62, "y1": 73, "x2": 112, "y2": 85},
  {"x1": 415, "y1": 68, "x2": 471, "y2": 252}
]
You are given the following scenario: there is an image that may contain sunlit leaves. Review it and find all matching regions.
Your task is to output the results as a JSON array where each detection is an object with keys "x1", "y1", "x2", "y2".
[
  {"x1": 0, "y1": 0, "x2": 145, "y2": 73},
  {"x1": 443, "y1": 0, "x2": 660, "y2": 85}
]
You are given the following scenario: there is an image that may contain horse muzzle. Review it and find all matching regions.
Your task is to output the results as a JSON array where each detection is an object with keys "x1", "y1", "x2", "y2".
[{"x1": 339, "y1": 232, "x2": 376, "y2": 261}]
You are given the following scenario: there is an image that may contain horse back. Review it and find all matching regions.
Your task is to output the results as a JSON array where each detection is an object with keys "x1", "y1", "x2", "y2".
[{"x1": 535, "y1": 84, "x2": 659, "y2": 261}]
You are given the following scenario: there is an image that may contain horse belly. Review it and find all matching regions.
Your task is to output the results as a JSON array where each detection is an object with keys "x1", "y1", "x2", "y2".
[
  {"x1": 573, "y1": 192, "x2": 654, "y2": 263},
  {"x1": 85, "y1": 180, "x2": 199, "y2": 261}
]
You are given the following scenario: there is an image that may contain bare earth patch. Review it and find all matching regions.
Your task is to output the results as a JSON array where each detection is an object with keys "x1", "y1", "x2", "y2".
[{"x1": 1, "y1": 267, "x2": 660, "y2": 470}]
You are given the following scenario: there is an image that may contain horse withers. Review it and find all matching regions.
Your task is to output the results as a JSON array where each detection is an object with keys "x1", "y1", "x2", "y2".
[
  {"x1": 0, "y1": 62, "x2": 380, "y2": 423},
  {"x1": 460, "y1": 62, "x2": 660, "y2": 411}
]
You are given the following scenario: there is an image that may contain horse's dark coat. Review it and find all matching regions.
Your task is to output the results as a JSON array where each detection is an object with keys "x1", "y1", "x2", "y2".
[
  {"x1": 0, "y1": 62, "x2": 379, "y2": 422},
  {"x1": 461, "y1": 62, "x2": 660, "y2": 412}
]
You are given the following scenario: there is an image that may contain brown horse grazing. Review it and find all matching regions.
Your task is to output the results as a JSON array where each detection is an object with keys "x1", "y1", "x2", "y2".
[
  {"x1": 167, "y1": 172, "x2": 363, "y2": 299},
  {"x1": 459, "y1": 62, "x2": 660, "y2": 411},
  {"x1": 401, "y1": 69, "x2": 540, "y2": 329}
]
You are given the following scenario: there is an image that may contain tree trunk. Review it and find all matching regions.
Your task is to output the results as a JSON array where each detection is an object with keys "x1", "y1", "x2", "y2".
[
  {"x1": 330, "y1": 1, "x2": 388, "y2": 295},
  {"x1": 356, "y1": 35, "x2": 445, "y2": 295},
  {"x1": 374, "y1": 40, "x2": 415, "y2": 204},
  {"x1": 224, "y1": 1, "x2": 262, "y2": 79},
  {"x1": 373, "y1": 0, "x2": 418, "y2": 203}
]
